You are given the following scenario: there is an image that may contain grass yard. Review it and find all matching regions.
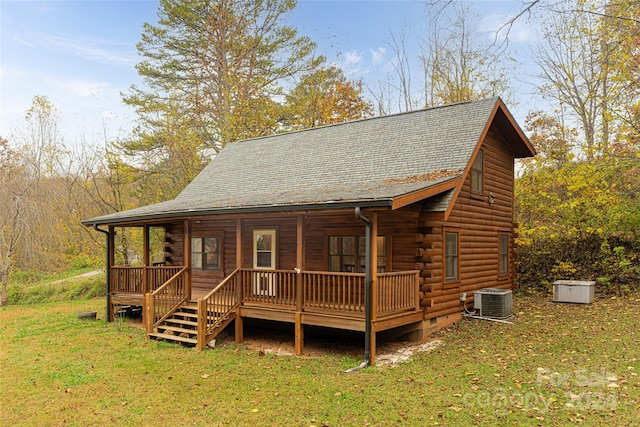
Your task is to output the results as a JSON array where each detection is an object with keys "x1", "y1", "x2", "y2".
[{"x1": 1, "y1": 293, "x2": 639, "y2": 426}]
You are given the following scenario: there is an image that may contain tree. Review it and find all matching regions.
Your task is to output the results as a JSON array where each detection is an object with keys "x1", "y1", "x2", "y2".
[
  {"x1": 13, "y1": 96, "x2": 67, "y2": 270},
  {"x1": 123, "y1": 0, "x2": 316, "y2": 153},
  {"x1": 0, "y1": 136, "x2": 31, "y2": 305},
  {"x1": 5, "y1": 97, "x2": 104, "y2": 277},
  {"x1": 378, "y1": 25, "x2": 421, "y2": 113},
  {"x1": 508, "y1": 0, "x2": 640, "y2": 161},
  {"x1": 283, "y1": 64, "x2": 373, "y2": 131},
  {"x1": 117, "y1": 97, "x2": 210, "y2": 202},
  {"x1": 420, "y1": 2, "x2": 513, "y2": 107},
  {"x1": 522, "y1": 111, "x2": 576, "y2": 170},
  {"x1": 120, "y1": 0, "x2": 318, "y2": 205}
]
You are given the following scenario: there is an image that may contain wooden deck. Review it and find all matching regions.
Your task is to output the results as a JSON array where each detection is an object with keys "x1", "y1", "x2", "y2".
[{"x1": 109, "y1": 266, "x2": 423, "y2": 360}]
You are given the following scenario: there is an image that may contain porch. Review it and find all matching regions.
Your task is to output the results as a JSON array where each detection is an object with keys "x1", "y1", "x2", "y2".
[{"x1": 109, "y1": 265, "x2": 422, "y2": 362}]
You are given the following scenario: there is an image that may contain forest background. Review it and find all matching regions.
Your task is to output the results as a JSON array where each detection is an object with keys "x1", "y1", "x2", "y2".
[{"x1": 1, "y1": 0, "x2": 639, "y2": 305}]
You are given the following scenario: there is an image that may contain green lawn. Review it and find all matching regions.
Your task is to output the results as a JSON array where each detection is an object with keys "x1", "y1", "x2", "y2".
[{"x1": 1, "y1": 293, "x2": 639, "y2": 426}]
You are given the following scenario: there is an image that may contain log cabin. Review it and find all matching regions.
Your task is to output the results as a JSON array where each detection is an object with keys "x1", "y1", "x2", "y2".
[{"x1": 82, "y1": 97, "x2": 535, "y2": 363}]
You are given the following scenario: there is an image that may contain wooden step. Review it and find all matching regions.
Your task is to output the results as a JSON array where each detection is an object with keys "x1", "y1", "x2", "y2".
[
  {"x1": 172, "y1": 311, "x2": 198, "y2": 319},
  {"x1": 147, "y1": 298, "x2": 237, "y2": 348},
  {"x1": 149, "y1": 332, "x2": 197, "y2": 345},
  {"x1": 163, "y1": 318, "x2": 198, "y2": 328},
  {"x1": 157, "y1": 325, "x2": 198, "y2": 336},
  {"x1": 170, "y1": 311, "x2": 224, "y2": 321}
]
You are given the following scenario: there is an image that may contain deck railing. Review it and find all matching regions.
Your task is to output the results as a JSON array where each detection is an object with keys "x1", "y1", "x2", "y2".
[
  {"x1": 113, "y1": 266, "x2": 419, "y2": 329},
  {"x1": 197, "y1": 269, "x2": 240, "y2": 349},
  {"x1": 241, "y1": 269, "x2": 298, "y2": 307},
  {"x1": 302, "y1": 271, "x2": 366, "y2": 314},
  {"x1": 144, "y1": 266, "x2": 189, "y2": 335},
  {"x1": 377, "y1": 271, "x2": 420, "y2": 314},
  {"x1": 236, "y1": 269, "x2": 418, "y2": 317},
  {"x1": 111, "y1": 265, "x2": 183, "y2": 294}
]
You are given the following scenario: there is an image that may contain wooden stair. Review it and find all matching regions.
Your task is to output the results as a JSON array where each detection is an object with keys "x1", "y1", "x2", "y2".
[
  {"x1": 149, "y1": 303, "x2": 199, "y2": 346},
  {"x1": 148, "y1": 302, "x2": 235, "y2": 348}
]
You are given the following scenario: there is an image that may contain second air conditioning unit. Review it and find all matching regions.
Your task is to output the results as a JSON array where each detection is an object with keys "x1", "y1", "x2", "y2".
[{"x1": 473, "y1": 288, "x2": 513, "y2": 319}]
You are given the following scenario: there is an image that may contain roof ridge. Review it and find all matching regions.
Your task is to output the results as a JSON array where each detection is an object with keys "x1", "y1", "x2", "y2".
[{"x1": 232, "y1": 97, "x2": 500, "y2": 146}]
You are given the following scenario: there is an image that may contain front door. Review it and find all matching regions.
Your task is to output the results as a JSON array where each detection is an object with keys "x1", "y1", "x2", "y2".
[{"x1": 252, "y1": 229, "x2": 276, "y2": 296}]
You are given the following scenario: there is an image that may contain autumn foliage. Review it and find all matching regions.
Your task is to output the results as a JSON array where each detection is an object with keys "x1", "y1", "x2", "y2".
[{"x1": 515, "y1": 113, "x2": 640, "y2": 295}]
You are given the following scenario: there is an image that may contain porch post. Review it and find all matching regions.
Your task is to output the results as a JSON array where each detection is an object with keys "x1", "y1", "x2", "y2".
[
  {"x1": 236, "y1": 219, "x2": 243, "y2": 268},
  {"x1": 296, "y1": 215, "x2": 304, "y2": 311},
  {"x1": 183, "y1": 220, "x2": 191, "y2": 298},
  {"x1": 94, "y1": 225, "x2": 114, "y2": 322},
  {"x1": 108, "y1": 226, "x2": 115, "y2": 322},
  {"x1": 235, "y1": 219, "x2": 244, "y2": 344},
  {"x1": 370, "y1": 212, "x2": 378, "y2": 365},
  {"x1": 371, "y1": 213, "x2": 378, "y2": 321},
  {"x1": 143, "y1": 225, "x2": 149, "y2": 293},
  {"x1": 196, "y1": 298, "x2": 207, "y2": 351},
  {"x1": 295, "y1": 312, "x2": 304, "y2": 355},
  {"x1": 295, "y1": 215, "x2": 304, "y2": 355},
  {"x1": 144, "y1": 292, "x2": 153, "y2": 338}
]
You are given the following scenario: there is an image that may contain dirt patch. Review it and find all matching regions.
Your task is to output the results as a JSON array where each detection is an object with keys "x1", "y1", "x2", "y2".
[
  {"x1": 212, "y1": 320, "x2": 443, "y2": 365},
  {"x1": 126, "y1": 316, "x2": 444, "y2": 364}
]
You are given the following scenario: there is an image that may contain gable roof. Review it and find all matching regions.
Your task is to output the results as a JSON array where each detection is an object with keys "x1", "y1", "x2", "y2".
[{"x1": 82, "y1": 97, "x2": 534, "y2": 226}]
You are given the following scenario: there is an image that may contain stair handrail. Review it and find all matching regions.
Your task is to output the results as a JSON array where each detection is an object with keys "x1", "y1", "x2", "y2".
[
  {"x1": 145, "y1": 266, "x2": 189, "y2": 335},
  {"x1": 196, "y1": 269, "x2": 240, "y2": 350}
]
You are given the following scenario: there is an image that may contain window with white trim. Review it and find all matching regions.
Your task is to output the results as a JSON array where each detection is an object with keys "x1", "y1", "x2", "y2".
[{"x1": 253, "y1": 230, "x2": 276, "y2": 269}]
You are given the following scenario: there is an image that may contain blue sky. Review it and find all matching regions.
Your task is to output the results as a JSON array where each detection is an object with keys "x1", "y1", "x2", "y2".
[{"x1": 0, "y1": 0, "x2": 538, "y2": 143}]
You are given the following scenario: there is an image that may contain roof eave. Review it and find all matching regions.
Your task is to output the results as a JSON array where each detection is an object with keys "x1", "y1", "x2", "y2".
[
  {"x1": 390, "y1": 177, "x2": 462, "y2": 210},
  {"x1": 81, "y1": 198, "x2": 395, "y2": 227}
]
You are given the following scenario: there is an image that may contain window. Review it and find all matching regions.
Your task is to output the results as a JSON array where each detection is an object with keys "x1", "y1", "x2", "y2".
[
  {"x1": 253, "y1": 230, "x2": 276, "y2": 269},
  {"x1": 191, "y1": 236, "x2": 222, "y2": 271},
  {"x1": 445, "y1": 232, "x2": 459, "y2": 282},
  {"x1": 328, "y1": 235, "x2": 386, "y2": 273},
  {"x1": 471, "y1": 149, "x2": 483, "y2": 194},
  {"x1": 499, "y1": 235, "x2": 509, "y2": 275}
]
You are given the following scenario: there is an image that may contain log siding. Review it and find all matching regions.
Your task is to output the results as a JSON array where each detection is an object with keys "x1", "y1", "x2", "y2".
[{"x1": 420, "y1": 126, "x2": 518, "y2": 320}]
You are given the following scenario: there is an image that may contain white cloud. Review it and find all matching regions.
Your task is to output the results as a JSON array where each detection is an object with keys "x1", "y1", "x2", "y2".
[
  {"x1": 42, "y1": 33, "x2": 138, "y2": 67},
  {"x1": 370, "y1": 47, "x2": 387, "y2": 65},
  {"x1": 332, "y1": 50, "x2": 368, "y2": 78},
  {"x1": 343, "y1": 49, "x2": 364, "y2": 67},
  {"x1": 12, "y1": 35, "x2": 35, "y2": 47}
]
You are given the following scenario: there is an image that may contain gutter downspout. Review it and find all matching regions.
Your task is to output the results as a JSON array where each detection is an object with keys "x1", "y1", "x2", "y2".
[
  {"x1": 93, "y1": 225, "x2": 111, "y2": 322},
  {"x1": 346, "y1": 207, "x2": 372, "y2": 373}
]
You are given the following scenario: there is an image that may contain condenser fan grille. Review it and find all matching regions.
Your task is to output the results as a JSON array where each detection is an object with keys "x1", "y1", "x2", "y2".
[{"x1": 473, "y1": 288, "x2": 513, "y2": 319}]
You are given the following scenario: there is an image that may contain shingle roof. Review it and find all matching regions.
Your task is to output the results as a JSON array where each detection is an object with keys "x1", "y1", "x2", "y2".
[{"x1": 83, "y1": 97, "x2": 531, "y2": 225}]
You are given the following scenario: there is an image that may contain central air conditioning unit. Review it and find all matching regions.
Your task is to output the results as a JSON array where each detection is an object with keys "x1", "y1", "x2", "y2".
[{"x1": 473, "y1": 288, "x2": 513, "y2": 319}]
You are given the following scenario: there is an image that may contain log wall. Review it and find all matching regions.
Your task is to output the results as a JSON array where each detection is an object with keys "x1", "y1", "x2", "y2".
[
  {"x1": 164, "y1": 223, "x2": 185, "y2": 267},
  {"x1": 420, "y1": 126, "x2": 517, "y2": 320}
]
